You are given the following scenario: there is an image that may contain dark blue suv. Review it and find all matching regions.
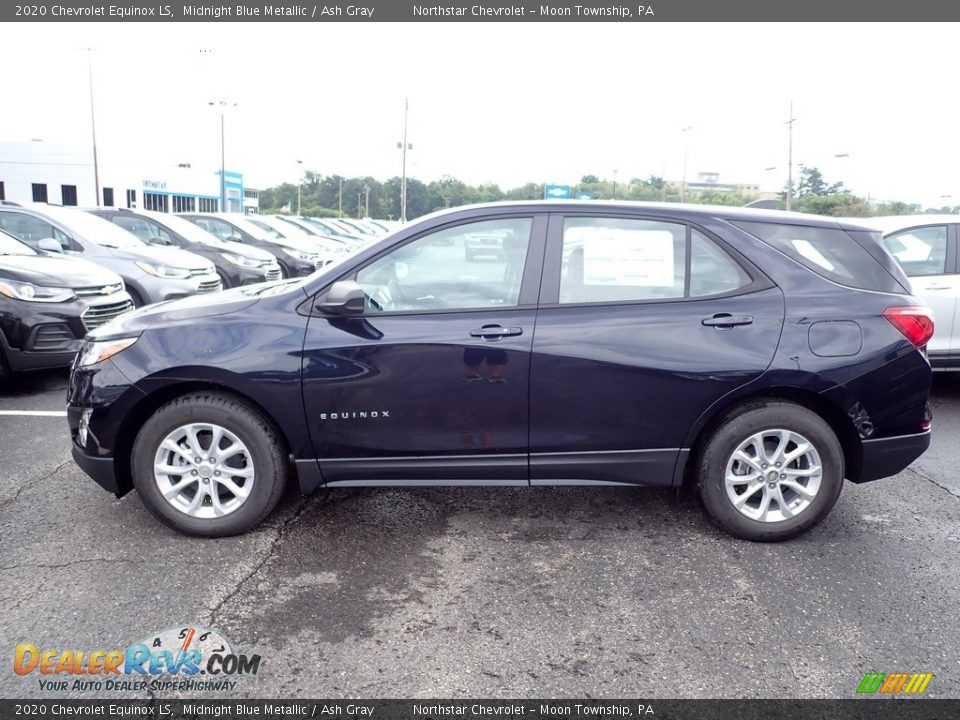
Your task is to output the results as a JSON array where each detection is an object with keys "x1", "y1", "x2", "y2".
[{"x1": 67, "y1": 202, "x2": 934, "y2": 541}]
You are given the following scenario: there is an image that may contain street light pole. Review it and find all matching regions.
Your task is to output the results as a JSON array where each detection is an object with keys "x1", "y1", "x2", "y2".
[
  {"x1": 612, "y1": 169, "x2": 618, "y2": 199},
  {"x1": 86, "y1": 48, "x2": 101, "y2": 206},
  {"x1": 786, "y1": 101, "x2": 796, "y2": 211},
  {"x1": 209, "y1": 100, "x2": 235, "y2": 212},
  {"x1": 680, "y1": 126, "x2": 691, "y2": 202},
  {"x1": 398, "y1": 98, "x2": 412, "y2": 223}
]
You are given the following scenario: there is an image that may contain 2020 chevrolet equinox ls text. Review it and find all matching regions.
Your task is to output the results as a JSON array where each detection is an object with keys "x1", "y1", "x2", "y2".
[{"x1": 67, "y1": 202, "x2": 934, "y2": 541}]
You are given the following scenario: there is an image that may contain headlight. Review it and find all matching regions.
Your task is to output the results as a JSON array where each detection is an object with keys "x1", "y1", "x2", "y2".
[
  {"x1": 135, "y1": 261, "x2": 191, "y2": 279},
  {"x1": 76, "y1": 336, "x2": 139, "y2": 367},
  {"x1": 281, "y1": 248, "x2": 318, "y2": 262},
  {"x1": 221, "y1": 252, "x2": 262, "y2": 268},
  {"x1": 0, "y1": 280, "x2": 77, "y2": 303}
]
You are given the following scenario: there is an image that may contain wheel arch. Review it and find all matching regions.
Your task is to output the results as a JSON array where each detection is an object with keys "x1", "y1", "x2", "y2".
[
  {"x1": 111, "y1": 380, "x2": 297, "y2": 496},
  {"x1": 679, "y1": 386, "x2": 863, "y2": 489}
]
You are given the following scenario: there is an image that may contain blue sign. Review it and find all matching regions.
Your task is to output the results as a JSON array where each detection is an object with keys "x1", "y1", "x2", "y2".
[
  {"x1": 576, "y1": 192, "x2": 594, "y2": 200},
  {"x1": 544, "y1": 184, "x2": 571, "y2": 200}
]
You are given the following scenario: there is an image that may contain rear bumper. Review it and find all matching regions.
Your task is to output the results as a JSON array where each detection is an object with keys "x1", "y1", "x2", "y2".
[{"x1": 853, "y1": 430, "x2": 931, "y2": 483}]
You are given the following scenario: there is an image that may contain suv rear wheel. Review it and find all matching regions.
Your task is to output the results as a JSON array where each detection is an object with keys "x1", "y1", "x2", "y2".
[
  {"x1": 697, "y1": 401, "x2": 844, "y2": 541},
  {"x1": 131, "y1": 392, "x2": 287, "y2": 537}
]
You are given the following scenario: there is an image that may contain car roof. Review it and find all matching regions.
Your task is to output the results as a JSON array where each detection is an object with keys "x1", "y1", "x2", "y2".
[
  {"x1": 844, "y1": 214, "x2": 960, "y2": 233},
  {"x1": 412, "y1": 200, "x2": 880, "y2": 232}
]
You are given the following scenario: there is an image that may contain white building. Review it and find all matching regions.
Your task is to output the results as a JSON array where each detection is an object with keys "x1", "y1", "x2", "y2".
[{"x1": 0, "y1": 140, "x2": 257, "y2": 213}]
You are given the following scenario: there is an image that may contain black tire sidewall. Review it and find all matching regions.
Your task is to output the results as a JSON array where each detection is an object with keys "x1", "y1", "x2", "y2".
[
  {"x1": 131, "y1": 394, "x2": 286, "y2": 537},
  {"x1": 698, "y1": 402, "x2": 844, "y2": 542}
]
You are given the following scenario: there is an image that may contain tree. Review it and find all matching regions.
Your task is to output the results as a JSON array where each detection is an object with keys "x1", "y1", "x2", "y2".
[
  {"x1": 580, "y1": 174, "x2": 599, "y2": 184},
  {"x1": 796, "y1": 166, "x2": 845, "y2": 197}
]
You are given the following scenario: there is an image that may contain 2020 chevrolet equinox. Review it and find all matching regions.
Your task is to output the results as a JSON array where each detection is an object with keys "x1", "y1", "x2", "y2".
[{"x1": 67, "y1": 202, "x2": 934, "y2": 541}]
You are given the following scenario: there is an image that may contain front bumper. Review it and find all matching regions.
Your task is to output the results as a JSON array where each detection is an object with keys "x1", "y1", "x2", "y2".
[
  {"x1": 71, "y1": 442, "x2": 121, "y2": 494},
  {"x1": 854, "y1": 429, "x2": 931, "y2": 483}
]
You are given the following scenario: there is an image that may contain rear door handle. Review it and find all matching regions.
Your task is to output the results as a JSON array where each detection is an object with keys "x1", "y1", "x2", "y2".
[
  {"x1": 470, "y1": 325, "x2": 523, "y2": 339},
  {"x1": 702, "y1": 313, "x2": 754, "y2": 328},
  {"x1": 920, "y1": 284, "x2": 951, "y2": 291}
]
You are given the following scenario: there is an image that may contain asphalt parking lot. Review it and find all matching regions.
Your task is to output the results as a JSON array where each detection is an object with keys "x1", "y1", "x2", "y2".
[{"x1": 1, "y1": 371, "x2": 958, "y2": 699}]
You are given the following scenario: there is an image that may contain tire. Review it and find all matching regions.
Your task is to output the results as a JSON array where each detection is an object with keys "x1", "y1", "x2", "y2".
[
  {"x1": 131, "y1": 392, "x2": 287, "y2": 537},
  {"x1": 0, "y1": 342, "x2": 9, "y2": 384},
  {"x1": 127, "y1": 287, "x2": 145, "y2": 308},
  {"x1": 697, "y1": 401, "x2": 844, "y2": 542}
]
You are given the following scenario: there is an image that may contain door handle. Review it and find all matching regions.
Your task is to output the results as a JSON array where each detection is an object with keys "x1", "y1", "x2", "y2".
[
  {"x1": 469, "y1": 325, "x2": 523, "y2": 339},
  {"x1": 920, "y1": 284, "x2": 951, "y2": 291},
  {"x1": 702, "y1": 313, "x2": 754, "y2": 328}
]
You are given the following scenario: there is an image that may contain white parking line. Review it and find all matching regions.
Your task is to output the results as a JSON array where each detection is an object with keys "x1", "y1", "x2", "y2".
[{"x1": 0, "y1": 410, "x2": 68, "y2": 417}]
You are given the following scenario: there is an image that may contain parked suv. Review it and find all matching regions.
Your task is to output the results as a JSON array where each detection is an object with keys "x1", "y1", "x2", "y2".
[
  {"x1": 178, "y1": 213, "x2": 324, "y2": 278},
  {"x1": 68, "y1": 202, "x2": 932, "y2": 541},
  {"x1": 0, "y1": 228, "x2": 132, "y2": 379},
  {"x1": 87, "y1": 208, "x2": 282, "y2": 289},
  {"x1": 863, "y1": 216, "x2": 958, "y2": 370},
  {"x1": 0, "y1": 204, "x2": 221, "y2": 307}
]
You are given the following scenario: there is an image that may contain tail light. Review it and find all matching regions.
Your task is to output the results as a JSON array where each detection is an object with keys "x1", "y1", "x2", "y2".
[{"x1": 884, "y1": 306, "x2": 934, "y2": 348}]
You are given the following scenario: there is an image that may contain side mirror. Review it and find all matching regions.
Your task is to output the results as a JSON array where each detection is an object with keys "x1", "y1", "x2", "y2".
[
  {"x1": 318, "y1": 280, "x2": 366, "y2": 315},
  {"x1": 37, "y1": 238, "x2": 63, "y2": 253},
  {"x1": 227, "y1": 234, "x2": 243, "y2": 243},
  {"x1": 149, "y1": 236, "x2": 173, "y2": 246}
]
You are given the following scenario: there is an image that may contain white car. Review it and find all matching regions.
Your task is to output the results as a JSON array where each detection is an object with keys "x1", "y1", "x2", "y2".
[{"x1": 865, "y1": 215, "x2": 958, "y2": 369}]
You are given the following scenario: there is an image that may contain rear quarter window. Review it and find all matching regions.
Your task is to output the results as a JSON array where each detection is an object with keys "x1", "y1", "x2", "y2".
[{"x1": 731, "y1": 220, "x2": 907, "y2": 294}]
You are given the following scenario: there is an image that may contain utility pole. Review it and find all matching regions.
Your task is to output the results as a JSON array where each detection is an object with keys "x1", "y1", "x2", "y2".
[
  {"x1": 357, "y1": 190, "x2": 363, "y2": 219},
  {"x1": 86, "y1": 48, "x2": 101, "y2": 206},
  {"x1": 364, "y1": 184, "x2": 370, "y2": 218},
  {"x1": 296, "y1": 159, "x2": 303, "y2": 215},
  {"x1": 397, "y1": 98, "x2": 412, "y2": 223},
  {"x1": 338, "y1": 177, "x2": 343, "y2": 217},
  {"x1": 786, "y1": 101, "x2": 796, "y2": 211},
  {"x1": 680, "y1": 126, "x2": 691, "y2": 202}
]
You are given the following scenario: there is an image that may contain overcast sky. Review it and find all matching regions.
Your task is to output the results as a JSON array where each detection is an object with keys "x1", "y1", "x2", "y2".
[{"x1": 0, "y1": 22, "x2": 954, "y2": 206}]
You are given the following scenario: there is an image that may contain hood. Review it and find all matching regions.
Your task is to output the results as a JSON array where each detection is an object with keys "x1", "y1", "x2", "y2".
[
  {"x1": 107, "y1": 243, "x2": 214, "y2": 271},
  {"x1": 88, "y1": 285, "x2": 267, "y2": 339},
  {"x1": 0, "y1": 253, "x2": 122, "y2": 288},
  {"x1": 211, "y1": 241, "x2": 277, "y2": 263},
  {"x1": 265, "y1": 235, "x2": 325, "y2": 255}
]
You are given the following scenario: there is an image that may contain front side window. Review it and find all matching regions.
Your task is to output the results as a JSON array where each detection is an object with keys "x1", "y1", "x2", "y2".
[
  {"x1": 354, "y1": 217, "x2": 532, "y2": 313},
  {"x1": 559, "y1": 218, "x2": 749, "y2": 304},
  {"x1": 882, "y1": 226, "x2": 948, "y2": 277},
  {"x1": 191, "y1": 217, "x2": 235, "y2": 241},
  {"x1": 0, "y1": 212, "x2": 71, "y2": 250}
]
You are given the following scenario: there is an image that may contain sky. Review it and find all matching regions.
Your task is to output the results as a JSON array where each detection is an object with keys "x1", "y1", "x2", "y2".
[{"x1": 0, "y1": 22, "x2": 956, "y2": 206}]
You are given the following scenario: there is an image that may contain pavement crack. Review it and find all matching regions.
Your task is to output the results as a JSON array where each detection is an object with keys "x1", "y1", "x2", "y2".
[
  {"x1": 907, "y1": 466, "x2": 960, "y2": 499},
  {"x1": 0, "y1": 558, "x2": 143, "y2": 572},
  {"x1": 0, "y1": 459, "x2": 72, "y2": 513},
  {"x1": 206, "y1": 495, "x2": 313, "y2": 627}
]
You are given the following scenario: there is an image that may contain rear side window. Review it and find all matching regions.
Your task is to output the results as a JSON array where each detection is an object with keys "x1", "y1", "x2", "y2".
[{"x1": 732, "y1": 220, "x2": 905, "y2": 294}]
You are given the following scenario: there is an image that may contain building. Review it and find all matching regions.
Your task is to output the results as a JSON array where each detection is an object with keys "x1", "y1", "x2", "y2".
[
  {"x1": 0, "y1": 140, "x2": 257, "y2": 213},
  {"x1": 668, "y1": 171, "x2": 777, "y2": 200}
]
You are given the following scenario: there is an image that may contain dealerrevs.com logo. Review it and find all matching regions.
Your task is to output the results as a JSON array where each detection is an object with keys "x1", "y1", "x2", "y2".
[
  {"x1": 856, "y1": 672, "x2": 934, "y2": 695},
  {"x1": 14, "y1": 625, "x2": 261, "y2": 693}
]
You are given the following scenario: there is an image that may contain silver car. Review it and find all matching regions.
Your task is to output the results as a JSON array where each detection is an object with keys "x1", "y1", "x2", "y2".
[
  {"x1": 866, "y1": 215, "x2": 959, "y2": 369},
  {"x1": 0, "y1": 203, "x2": 221, "y2": 307}
]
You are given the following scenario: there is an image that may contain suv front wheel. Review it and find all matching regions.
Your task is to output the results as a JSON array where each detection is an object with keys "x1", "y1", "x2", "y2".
[
  {"x1": 131, "y1": 392, "x2": 287, "y2": 537},
  {"x1": 697, "y1": 401, "x2": 844, "y2": 541}
]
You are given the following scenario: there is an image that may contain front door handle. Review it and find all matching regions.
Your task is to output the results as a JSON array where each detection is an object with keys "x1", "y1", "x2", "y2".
[
  {"x1": 469, "y1": 325, "x2": 523, "y2": 340},
  {"x1": 920, "y1": 284, "x2": 951, "y2": 291},
  {"x1": 702, "y1": 313, "x2": 754, "y2": 328}
]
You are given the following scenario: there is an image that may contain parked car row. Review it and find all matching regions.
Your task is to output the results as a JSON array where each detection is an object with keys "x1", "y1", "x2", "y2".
[{"x1": 0, "y1": 201, "x2": 395, "y2": 380}]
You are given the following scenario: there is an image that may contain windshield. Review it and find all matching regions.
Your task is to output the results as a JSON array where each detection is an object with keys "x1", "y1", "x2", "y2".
[
  {"x1": 220, "y1": 215, "x2": 279, "y2": 242},
  {"x1": 245, "y1": 217, "x2": 286, "y2": 238},
  {"x1": 37, "y1": 206, "x2": 146, "y2": 248},
  {"x1": 140, "y1": 211, "x2": 230, "y2": 247},
  {"x1": 0, "y1": 229, "x2": 37, "y2": 256}
]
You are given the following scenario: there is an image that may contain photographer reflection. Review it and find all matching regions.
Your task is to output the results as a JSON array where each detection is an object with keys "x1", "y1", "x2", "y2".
[{"x1": 461, "y1": 346, "x2": 508, "y2": 384}]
